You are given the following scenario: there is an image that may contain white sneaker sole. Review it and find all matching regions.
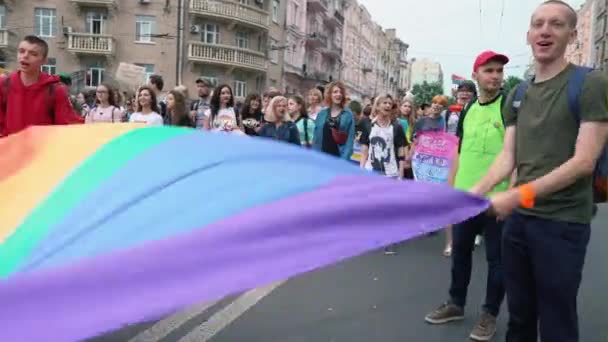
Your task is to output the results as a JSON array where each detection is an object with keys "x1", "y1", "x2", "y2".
[
  {"x1": 424, "y1": 314, "x2": 464, "y2": 324},
  {"x1": 469, "y1": 331, "x2": 495, "y2": 341}
]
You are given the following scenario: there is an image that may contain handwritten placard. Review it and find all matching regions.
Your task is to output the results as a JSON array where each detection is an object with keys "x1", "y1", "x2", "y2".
[{"x1": 412, "y1": 131, "x2": 459, "y2": 184}]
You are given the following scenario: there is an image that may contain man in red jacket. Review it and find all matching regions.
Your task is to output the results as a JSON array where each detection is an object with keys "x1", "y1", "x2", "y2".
[{"x1": 0, "y1": 35, "x2": 83, "y2": 137}]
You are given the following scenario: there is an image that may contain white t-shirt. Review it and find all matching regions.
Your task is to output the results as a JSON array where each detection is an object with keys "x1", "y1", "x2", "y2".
[
  {"x1": 85, "y1": 105, "x2": 123, "y2": 123},
  {"x1": 204, "y1": 107, "x2": 238, "y2": 131},
  {"x1": 129, "y1": 112, "x2": 164, "y2": 126}
]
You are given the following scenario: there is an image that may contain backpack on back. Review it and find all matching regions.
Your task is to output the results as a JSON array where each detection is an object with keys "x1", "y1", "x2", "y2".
[{"x1": 512, "y1": 66, "x2": 608, "y2": 203}]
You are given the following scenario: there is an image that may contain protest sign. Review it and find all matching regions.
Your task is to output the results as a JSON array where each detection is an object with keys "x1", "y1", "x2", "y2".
[
  {"x1": 412, "y1": 131, "x2": 459, "y2": 184},
  {"x1": 115, "y1": 63, "x2": 146, "y2": 89}
]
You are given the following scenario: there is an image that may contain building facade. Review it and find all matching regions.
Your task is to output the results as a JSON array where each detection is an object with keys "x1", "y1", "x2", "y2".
[
  {"x1": 566, "y1": 0, "x2": 595, "y2": 67},
  {"x1": 409, "y1": 58, "x2": 443, "y2": 86},
  {"x1": 0, "y1": 0, "x2": 406, "y2": 100},
  {"x1": 0, "y1": 0, "x2": 278, "y2": 98},
  {"x1": 0, "y1": 0, "x2": 179, "y2": 90},
  {"x1": 595, "y1": 0, "x2": 608, "y2": 69}
]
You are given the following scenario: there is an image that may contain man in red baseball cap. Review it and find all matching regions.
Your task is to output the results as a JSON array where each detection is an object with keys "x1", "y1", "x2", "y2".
[{"x1": 425, "y1": 50, "x2": 509, "y2": 342}]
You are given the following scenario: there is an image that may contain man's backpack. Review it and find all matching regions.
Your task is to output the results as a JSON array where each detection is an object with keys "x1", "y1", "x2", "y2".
[
  {"x1": 1, "y1": 77, "x2": 56, "y2": 121},
  {"x1": 512, "y1": 66, "x2": 608, "y2": 203}
]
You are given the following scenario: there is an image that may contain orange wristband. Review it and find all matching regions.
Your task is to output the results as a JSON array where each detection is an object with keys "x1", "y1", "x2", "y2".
[{"x1": 518, "y1": 183, "x2": 536, "y2": 209}]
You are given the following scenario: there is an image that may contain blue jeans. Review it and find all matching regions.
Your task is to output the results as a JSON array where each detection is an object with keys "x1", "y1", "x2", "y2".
[
  {"x1": 449, "y1": 212, "x2": 505, "y2": 316},
  {"x1": 503, "y1": 212, "x2": 590, "y2": 342}
]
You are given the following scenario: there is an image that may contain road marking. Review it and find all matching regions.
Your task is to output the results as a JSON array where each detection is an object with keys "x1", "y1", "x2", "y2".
[
  {"x1": 177, "y1": 281, "x2": 284, "y2": 342},
  {"x1": 127, "y1": 301, "x2": 217, "y2": 342}
]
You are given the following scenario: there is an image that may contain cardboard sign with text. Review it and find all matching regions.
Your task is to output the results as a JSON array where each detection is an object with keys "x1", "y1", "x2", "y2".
[
  {"x1": 412, "y1": 131, "x2": 459, "y2": 184},
  {"x1": 115, "y1": 63, "x2": 146, "y2": 89}
]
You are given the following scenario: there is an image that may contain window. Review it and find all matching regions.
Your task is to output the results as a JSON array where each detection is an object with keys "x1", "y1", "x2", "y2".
[
  {"x1": 200, "y1": 76, "x2": 218, "y2": 87},
  {"x1": 202, "y1": 24, "x2": 219, "y2": 44},
  {"x1": 87, "y1": 66, "x2": 104, "y2": 87},
  {"x1": 135, "y1": 15, "x2": 155, "y2": 43},
  {"x1": 35, "y1": 8, "x2": 57, "y2": 38},
  {"x1": 272, "y1": 0, "x2": 279, "y2": 23},
  {"x1": 0, "y1": 6, "x2": 6, "y2": 29},
  {"x1": 238, "y1": 0, "x2": 250, "y2": 5},
  {"x1": 235, "y1": 32, "x2": 249, "y2": 49},
  {"x1": 291, "y1": 3, "x2": 298, "y2": 26},
  {"x1": 269, "y1": 39, "x2": 278, "y2": 63},
  {"x1": 41, "y1": 57, "x2": 56, "y2": 75},
  {"x1": 234, "y1": 80, "x2": 247, "y2": 98},
  {"x1": 86, "y1": 11, "x2": 106, "y2": 34},
  {"x1": 136, "y1": 64, "x2": 155, "y2": 84},
  {"x1": 0, "y1": 56, "x2": 5, "y2": 69}
]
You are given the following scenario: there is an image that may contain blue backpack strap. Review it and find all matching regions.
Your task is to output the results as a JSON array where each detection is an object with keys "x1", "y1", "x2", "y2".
[
  {"x1": 567, "y1": 66, "x2": 594, "y2": 124},
  {"x1": 512, "y1": 81, "x2": 529, "y2": 114}
]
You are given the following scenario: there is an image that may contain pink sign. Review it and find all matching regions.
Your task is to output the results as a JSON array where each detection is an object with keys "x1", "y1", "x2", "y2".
[{"x1": 412, "y1": 132, "x2": 459, "y2": 184}]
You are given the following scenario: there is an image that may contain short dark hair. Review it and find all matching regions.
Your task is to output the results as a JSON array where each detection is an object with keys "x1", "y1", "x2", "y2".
[
  {"x1": 149, "y1": 74, "x2": 164, "y2": 91},
  {"x1": 349, "y1": 100, "x2": 362, "y2": 114},
  {"x1": 539, "y1": 0, "x2": 578, "y2": 28},
  {"x1": 22, "y1": 35, "x2": 49, "y2": 58}
]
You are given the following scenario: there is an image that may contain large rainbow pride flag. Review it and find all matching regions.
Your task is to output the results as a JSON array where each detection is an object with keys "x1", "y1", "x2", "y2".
[{"x1": 0, "y1": 124, "x2": 488, "y2": 341}]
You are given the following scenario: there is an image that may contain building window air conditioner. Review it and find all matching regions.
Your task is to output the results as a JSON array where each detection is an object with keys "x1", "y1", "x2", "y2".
[
  {"x1": 190, "y1": 25, "x2": 200, "y2": 34},
  {"x1": 140, "y1": 0, "x2": 151, "y2": 4}
]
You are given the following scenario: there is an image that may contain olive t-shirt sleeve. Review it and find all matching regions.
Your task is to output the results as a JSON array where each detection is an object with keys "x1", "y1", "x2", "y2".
[
  {"x1": 502, "y1": 88, "x2": 517, "y2": 127},
  {"x1": 580, "y1": 71, "x2": 608, "y2": 122}
]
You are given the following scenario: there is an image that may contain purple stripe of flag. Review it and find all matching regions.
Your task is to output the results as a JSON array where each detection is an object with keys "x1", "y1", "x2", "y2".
[{"x1": 0, "y1": 175, "x2": 488, "y2": 342}]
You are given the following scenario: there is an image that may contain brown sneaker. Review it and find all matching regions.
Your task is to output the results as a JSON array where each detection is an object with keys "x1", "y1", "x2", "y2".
[
  {"x1": 424, "y1": 302, "x2": 464, "y2": 324},
  {"x1": 469, "y1": 311, "x2": 497, "y2": 341}
]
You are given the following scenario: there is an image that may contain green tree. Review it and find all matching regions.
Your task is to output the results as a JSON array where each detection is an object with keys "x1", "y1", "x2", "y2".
[
  {"x1": 411, "y1": 81, "x2": 444, "y2": 105},
  {"x1": 503, "y1": 76, "x2": 524, "y2": 95}
]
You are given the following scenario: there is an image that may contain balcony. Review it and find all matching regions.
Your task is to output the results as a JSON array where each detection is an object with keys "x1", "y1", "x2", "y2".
[
  {"x1": 69, "y1": 0, "x2": 116, "y2": 7},
  {"x1": 67, "y1": 33, "x2": 114, "y2": 55},
  {"x1": 0, "y1": 29, "x2": 8, "y2": 48},
  {"x1": 188, "y1": 42, "x2": 267, "y2": 72},
  {"x1": 306, "y1": 32, "x2": 327, "y2": 48},
  {"x1": 307, "y1": 0, "x2": 328, "y2": 12},
  {"x1": 190, "y1": 0, "x2": 269, "y2": 31},
  {"x1": 324, "y1": 11, "x2": 343, "y2": 27}
]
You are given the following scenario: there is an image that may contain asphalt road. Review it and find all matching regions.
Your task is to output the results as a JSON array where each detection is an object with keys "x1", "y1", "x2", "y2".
[{"x1": 92, "y1": 206, "x2": 607, "y2": 342}]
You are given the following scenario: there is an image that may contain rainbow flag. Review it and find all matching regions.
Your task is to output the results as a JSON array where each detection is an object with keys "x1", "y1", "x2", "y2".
[
  {"x1": 0, "y1": 124, "x2": 488, "y2": 341},
  {"x1": 451, "y1": 74, "x2": 467, "y2": 85}
]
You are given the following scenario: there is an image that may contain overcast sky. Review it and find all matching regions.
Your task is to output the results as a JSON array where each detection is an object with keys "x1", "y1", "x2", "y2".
[{"x1": 357, "y1": 0, "x2": 586, "y2": 92}]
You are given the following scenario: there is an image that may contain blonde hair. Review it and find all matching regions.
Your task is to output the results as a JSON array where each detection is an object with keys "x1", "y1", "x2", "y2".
[
  {"x1": 174, "y1": 85, "x2": 189, "y2": 99},
  {"x1": 265, "y1": 96, "x2": 288, "y2": 123},
  {"x1": 308, "y1": 88, "x2": 323, "y2": 106},
  {"x1": 372, "y1": 95, "x2": 393, "y2": 119}
]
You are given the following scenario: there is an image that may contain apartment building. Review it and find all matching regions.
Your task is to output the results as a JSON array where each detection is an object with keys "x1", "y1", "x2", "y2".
[
  {"x1": 282, "y1": 0, "x2": 307, "y2": 94},
  {"x1": 0, "y1": 0, "x2": 178, "y2": 90},
  {"x1": 0, "y1": 0, "x2": 279, "y2": 98},
  {"x1": 410, "y1": 58, "x2": 443, "y2": 86},
  {"x1": 566, "y1": 0, "x2": 595, "y2": 67}
]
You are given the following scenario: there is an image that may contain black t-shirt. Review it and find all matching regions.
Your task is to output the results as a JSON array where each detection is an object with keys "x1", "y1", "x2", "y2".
[{"x1": 241, "y1": 110, "x2": 263, "y2": 136}]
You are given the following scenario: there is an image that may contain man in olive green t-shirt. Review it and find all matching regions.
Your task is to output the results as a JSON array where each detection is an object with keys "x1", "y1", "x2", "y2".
[
  {"x1": 471, "y1": 2, "x2": 608, "y2": 341},
  {"x1": 425, "y1": 51, "x2": 509, "y2": 342}
]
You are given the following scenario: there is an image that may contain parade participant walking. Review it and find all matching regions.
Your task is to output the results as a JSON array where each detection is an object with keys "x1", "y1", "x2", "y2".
[
  {"x1": 425, "y1": 51, "x2": 510, "y2": 342},
  {"x1": 0, "y1": 35, "x2": 83, "y2": 137},
  {"x1": 350, "y1": 100, "x2": 370, "y2": 164},
  {"x1": 472, "y1": 2, "x2": 608, "y2": 341},
  {"x1": 85, "y1": 84, "x2": 124, "y2": 124},
  {"x1": 190, "y1": 77, "x2": 211, "y2": 129},
  {"x1": 148, "y1": 74, "x2": 168, "y2": 123},
  {"x1": 288, "y1": 95, "x2": 315, "y2": 147},
  {"x1": 259, "y1": 96, "x2": 300, "y2": 145},
  {"x1": 204, "y1": 84, "x2": 243, "y2": 135},
  {"x1": 129, "y1": 86, "x2": 164, "y2": 126},
  {"x1": 312, "y1": 81, "x2": 355, "y2": 160},
  {"x1": 240, "y1": 93, "x2": 264, "y2": 136},
  {"x1": 166, "y1": 90, "x2": 194, "y2": 128},
  {"x1": 307, "y1": 88, "x2": 324, "y2": 121},
  {"x1": 359, "y1": 95, "x2": 407, "y2": 179}
]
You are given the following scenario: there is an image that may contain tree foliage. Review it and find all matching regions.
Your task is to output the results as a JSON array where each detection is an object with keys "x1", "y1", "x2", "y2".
[
  {"x1": 503, "y1": 76, "x2": 524, "y2": 95},
  {"x1": 411, "y1": 81, "x2": 444, "y2": 105}
]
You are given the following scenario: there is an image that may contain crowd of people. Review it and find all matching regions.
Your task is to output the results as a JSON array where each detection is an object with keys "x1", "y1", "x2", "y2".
[{"x1": 1, "y1": 1, "x2": 608, "y2": 342}]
